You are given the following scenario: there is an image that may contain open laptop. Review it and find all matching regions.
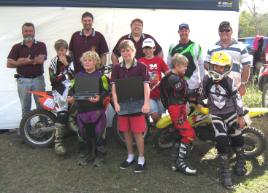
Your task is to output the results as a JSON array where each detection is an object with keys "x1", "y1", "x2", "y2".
[
  {"x1": 74, "y1": 74, "x2": 100, "y2": 100},
  {"x1": 115, "y1": 76, "x2": 144, "y2": 115}
]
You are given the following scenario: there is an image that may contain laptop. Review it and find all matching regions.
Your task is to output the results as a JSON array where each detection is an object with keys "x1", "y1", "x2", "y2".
[
  {"x1": 74, "y1": 74, "x2": 100, "y2": 100},
  {"x1": 115, "y1": 76, "x2": 144, "y2": 115}
]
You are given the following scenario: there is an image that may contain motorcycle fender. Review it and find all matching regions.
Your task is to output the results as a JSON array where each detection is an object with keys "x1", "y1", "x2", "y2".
[
  {"x1": 156, "y1": 115, "x2": 172, "y2": 129},
  {"x1": 248, "y1": 108, "x2": 268, "y2": 118}
]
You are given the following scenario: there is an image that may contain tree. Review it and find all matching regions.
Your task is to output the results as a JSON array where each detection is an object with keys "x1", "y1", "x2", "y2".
[{"x1": 239, "y1": 0, "x2": 268, "y2": 37}]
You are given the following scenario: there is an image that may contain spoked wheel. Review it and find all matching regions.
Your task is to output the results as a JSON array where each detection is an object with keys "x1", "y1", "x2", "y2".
[
  {"x1": 112, "y1": 114, "x2": 150, "y2": 147},
  {"x1": 242, "y1": 127, "x2": 267, "y2": 159},
  {"x1": 153, "y1": 126, "x2": 175, "y2": 149},
  {"x1": 19, "y1": 109, "x2": 56, "y2": 148}
]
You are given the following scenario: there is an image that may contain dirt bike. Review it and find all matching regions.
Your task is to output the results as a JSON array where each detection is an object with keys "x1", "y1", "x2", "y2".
[
  {"x1": 153, "y1": 104, "x2": 267, "y2": 159},
  {"x1": 19, "y1": 65, "x2": 112, "y2": 148}
]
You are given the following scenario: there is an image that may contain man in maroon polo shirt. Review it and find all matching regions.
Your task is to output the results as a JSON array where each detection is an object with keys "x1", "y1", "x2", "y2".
[
  {"x1": 111, "y1": 18, "x2": 163, "y2": 64},
  {"x1": 69, "y1": 12, "x2": 109, "y2": 73},
  {"x1": 7, "y1": 22, "x2": 47, "y2": 119}
]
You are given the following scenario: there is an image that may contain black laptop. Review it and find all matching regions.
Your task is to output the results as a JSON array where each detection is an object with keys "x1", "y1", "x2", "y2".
[
  {"x1": 74, "y1": 74, "x2": 100, "y2": 100},
  {"x1": 115, "y1": 76, "x2": 144, "y2": 115}
]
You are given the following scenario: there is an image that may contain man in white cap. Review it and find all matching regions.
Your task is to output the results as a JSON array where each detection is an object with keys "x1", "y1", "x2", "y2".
[{"x1": 138, "y1": 38, "x2": 169, "y2": 124}]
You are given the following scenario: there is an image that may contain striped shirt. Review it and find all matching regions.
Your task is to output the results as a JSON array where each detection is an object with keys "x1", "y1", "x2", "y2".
[{"x1": 205, "y1": 39, "x2": 252, "y2": 87}]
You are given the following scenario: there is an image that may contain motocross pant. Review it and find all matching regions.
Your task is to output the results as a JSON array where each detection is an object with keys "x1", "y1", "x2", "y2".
[
  {"x1": 76, "y1": 109, "x2": 107, "y2": 157},
  {"x1": 211, "y1": 112, "x2": 244, "y2": 154},
  {"x1": 168, "y1": 104, "x2": 196, "y2": 144}
]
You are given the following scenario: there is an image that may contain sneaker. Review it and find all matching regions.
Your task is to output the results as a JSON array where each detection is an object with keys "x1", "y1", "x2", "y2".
[
  {"x1": 93, "y1": 156, "x2": 105, "y2": 167},
  {"x1": 120, "y1": 159, "x2": 135, "y2": 169},
  {"x1": 134, "y1": 163, "x2": 146, "y2": 173}
]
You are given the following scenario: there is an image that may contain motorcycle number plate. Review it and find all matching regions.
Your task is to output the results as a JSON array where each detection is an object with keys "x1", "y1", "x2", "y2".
[{"x1": 43, "y1": 98, "x2": 55, "y2": 110}]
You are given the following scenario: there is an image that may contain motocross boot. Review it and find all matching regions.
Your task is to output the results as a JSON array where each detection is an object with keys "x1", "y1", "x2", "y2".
[
  {"x1": 170, "y1": 142, "x2": 179, "y2": 171},
  {"x1": 233, "y1": 147, "x2": 247, "y2": 176},
  {"x1": 54, "y1": 123, "x2": 67, "y2": 156},
  {"x1": 175, "y1": 142, "x2": 197, "y2": 175},
  {"x1": 218, "y1": 154, "x2": 233, "y2": 189}
]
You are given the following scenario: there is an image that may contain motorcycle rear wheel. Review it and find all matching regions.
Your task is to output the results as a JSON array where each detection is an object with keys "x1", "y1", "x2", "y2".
[
  {"x1": 19, "y1": 109, "x2": 57, "y2": 148},
  {"x1": 242, "y1": 127, "x2": 267, "y2": 159},
  {"x1": 153, "y1": 126, "x2": 174, "y2": 149}
]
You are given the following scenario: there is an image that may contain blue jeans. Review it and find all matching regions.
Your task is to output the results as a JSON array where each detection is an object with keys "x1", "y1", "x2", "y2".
[{"x1": 17, "y1": 75, "x2": 46, "y2": 117}]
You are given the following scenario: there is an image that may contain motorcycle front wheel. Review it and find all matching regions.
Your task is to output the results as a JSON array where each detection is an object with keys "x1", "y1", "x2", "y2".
[
  {"x1": 19, "y1": 109, "x2": 56, "y2": 148},
  {"x1": 242, "y1": 127, "x2": 267, "y2": 159},
  {"x1": 112, "y1": 114, "x2": 150, "y2": 147}
]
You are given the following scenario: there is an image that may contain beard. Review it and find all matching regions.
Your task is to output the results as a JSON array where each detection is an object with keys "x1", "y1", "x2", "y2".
[{"x1": 23, "y1": 35, "x2": 34, "y2": 42}]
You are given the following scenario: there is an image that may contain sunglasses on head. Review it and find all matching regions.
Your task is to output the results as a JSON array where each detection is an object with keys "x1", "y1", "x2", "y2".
[{"x1": 219, "y1": 29, "x2": 231, "y2": 32}]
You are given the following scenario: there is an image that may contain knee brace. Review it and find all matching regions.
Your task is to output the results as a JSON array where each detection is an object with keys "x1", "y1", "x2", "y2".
[
  {"x1": 231, "y1": 134, "x2": 244, "y2": 148},
  {"x1": 57, "y1": 111, "x2": 68, "y2": 124},
  {"x1": 215, "y1": 136, "x2": 231, "y2": 154}
]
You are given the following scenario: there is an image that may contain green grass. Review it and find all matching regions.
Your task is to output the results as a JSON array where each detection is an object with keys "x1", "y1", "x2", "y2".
[{"x1": 243, "y1": 83, "x2": 262, "y2": 107}]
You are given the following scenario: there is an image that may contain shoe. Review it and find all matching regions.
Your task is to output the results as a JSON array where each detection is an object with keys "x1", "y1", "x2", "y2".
[
  {"x1": 219, "y1": 154, "x2": 233, "y2": 189},
  {"x1": 54, "y1": 144, "x2": 67, "y2": 156},
  {"x1": 134, "y1": 162, "x2": 145, "y2": 173},
  {"x1": 120, "y1": 159, "x2": 135, "y2": 169},
  {"x1": 93, "y1": 156, "x2": 104, "y2": 167}
]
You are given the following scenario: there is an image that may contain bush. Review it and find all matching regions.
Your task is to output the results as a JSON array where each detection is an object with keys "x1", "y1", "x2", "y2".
[{"x1": 243, "y1": 83, "x2": 262, "y2": 107}]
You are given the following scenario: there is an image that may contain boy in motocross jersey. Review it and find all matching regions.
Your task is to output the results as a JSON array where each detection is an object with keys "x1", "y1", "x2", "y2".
[
  {"x1": 69, "y1": 51, "x2": 110, "y2": 167},
  {"x1": 197, "y1": 51, "x2": 246, "y2": 189},
  {"x1": 49, "y1": 39, "x2": 74, "y2": 156},
  {"x1": 160, "y1": 53, "x2": 197, "y2": 175},
  {"x1": 138, "y1": 38, "x2": 169, "y2": 124}
]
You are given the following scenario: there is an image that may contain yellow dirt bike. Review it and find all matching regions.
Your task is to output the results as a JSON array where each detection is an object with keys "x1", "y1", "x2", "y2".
[{"x1": 153, "y1": 104, "x2": 268, "y2": 159}]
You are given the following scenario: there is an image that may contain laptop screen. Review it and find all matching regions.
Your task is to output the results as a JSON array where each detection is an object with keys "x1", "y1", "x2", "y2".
[
  {"x1": 74, "y1": 74, "x2": 100, "y2": 96},
  {"x1": 115, "y1": 76, "x2": 144, "y2": 103}
]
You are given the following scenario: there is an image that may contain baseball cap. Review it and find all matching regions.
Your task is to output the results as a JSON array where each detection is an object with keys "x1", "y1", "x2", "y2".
[
  {"x1": 142, "y1": 38, "x2": 155, "y2": 48},
  {"x1": 178, "y1": 23, "x2": 189, "y2": 31},
  {"x1": 218, "y1": 21, "x2": 232, "y2": 31}
]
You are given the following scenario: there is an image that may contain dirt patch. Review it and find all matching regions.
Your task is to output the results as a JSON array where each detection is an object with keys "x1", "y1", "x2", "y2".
[{"x1": 0, "y1": 118, "x2": 268, "y2": 193}]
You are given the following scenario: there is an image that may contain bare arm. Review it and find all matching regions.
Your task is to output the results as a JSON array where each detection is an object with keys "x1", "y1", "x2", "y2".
[
  {"x1": 111, "y1": 53, "x2": 119, "y2": 65},
  {"x1": 142, "y1": 82, "x2": 150, "y2": 114},
  {"x1": 100, "y1": 54, "x2": 107, "y2": 67},
  {"x1": 33, "y1": 55, "x2": 46, "y2": 65},
  {"x1": 7, "y1": 56, "x2": 33, "y2": 68},
  {"x1": 238, "y1": 65, "x2": 250, "y2": 96},
  {"x1": 112, "y1": 84, "x2": 120, "y2": 113}
]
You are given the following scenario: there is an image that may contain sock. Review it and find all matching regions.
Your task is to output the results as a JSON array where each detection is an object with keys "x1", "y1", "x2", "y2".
[
  {"x1": 138, "y1": 156, "x2": 145, "y2": 165},
  {"x1": 126, "y1": 154, "x2": 134, "y2": 163}
]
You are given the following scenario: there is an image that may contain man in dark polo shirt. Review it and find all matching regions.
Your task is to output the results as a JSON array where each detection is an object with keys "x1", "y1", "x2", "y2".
[
  {"x1": 7, "y1": 22, "x2": 47, "y2": 119},
  {"x1": 111, "y1": 18, "x2": 163, "y2": 64},
  {"x1": 69, "y1": 12, "x2": 109, "y2": 73}
]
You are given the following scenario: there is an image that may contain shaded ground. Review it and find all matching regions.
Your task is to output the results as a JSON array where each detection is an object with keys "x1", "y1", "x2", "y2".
[{"x1": 0, "y1": 118, "x2": 268, "y2": 193}]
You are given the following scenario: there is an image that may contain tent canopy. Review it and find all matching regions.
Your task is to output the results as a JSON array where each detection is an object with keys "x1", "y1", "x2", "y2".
[{"x1": 0, "y1": 0, "x2": 239, "y2": 11}]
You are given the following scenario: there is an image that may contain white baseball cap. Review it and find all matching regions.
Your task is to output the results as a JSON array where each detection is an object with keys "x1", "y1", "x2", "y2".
[{"x1": 142, "y1": 38, "x2": 155, "y2": 48}]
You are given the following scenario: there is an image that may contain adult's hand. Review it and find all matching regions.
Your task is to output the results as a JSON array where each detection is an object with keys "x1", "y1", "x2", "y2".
[{"x1": 238, "y1": 84, "x2": 246, "y2": 96}]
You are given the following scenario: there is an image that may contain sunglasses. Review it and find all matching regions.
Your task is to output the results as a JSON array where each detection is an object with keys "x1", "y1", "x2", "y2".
[{"x1": 219, "y1": 29, "x2": 231, "y2": 32}]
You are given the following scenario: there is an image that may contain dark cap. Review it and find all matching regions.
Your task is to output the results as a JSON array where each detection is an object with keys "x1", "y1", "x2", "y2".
[
  {"x1": 178, "y1": 23, "x2": 189, "y2": 31},
  {"x1": 219, "y1": 21, "x2": 231, "y2": 30}
]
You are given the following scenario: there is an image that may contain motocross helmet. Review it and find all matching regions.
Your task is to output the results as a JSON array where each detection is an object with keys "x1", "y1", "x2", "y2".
[{"x1": 208, "y1": 51, "x2": 232, "y2": 81}]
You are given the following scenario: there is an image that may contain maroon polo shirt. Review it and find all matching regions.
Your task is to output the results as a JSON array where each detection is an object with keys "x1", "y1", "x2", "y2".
[
  {"x1": 69, "y1": 29, "x2": 109, "y2": 73},
  {"x1": 110, "y1": 60, "x2": 149, "y2": 84},
  {"x1": 7, "y1": 40, "x2": 47, "y2": 77},
  {"x1": 112, "y1": 33, "x2": 162, "y2": 59}
]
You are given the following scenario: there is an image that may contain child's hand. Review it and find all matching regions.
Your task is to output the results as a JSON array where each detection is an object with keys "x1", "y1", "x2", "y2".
[
  {"x1": 67, "y1": 96, "x2": 75, "y2": 104},
  {"x1": 237, "y1": 116, "x2": 245, "y2": 129},
  {"x1": 58, "y1": 55, "x2": 68, "y2": 66},
  {"x1": 114, "y1": 103, "x2": 120, "y2": 113},
  {"x1": 142, "y1": 102, "x2": 150, "y2": 114},
  {"x1": 197, "y1": 104, "x2": 204, "y2": 110},
  {"x1": 88, "y1": 95, "x2": 100, "y2": 103}
]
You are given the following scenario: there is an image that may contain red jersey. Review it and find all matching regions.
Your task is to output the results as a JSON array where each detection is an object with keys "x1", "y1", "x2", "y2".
[{"x1": 138, "y1": 57, "x2": 169, "y2": 99}]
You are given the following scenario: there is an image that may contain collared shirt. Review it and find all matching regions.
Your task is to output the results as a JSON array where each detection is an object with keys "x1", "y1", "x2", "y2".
[
  {"x1": 110, "y1": 60, "x2": 149, "y2": 84},
  {"x1": 112, "y1": 33, "x2": 162, "y2": 59},
  {"x1": 7, "y1": 40, "x2": 47, "y2": 77},
  {"x1": 205, "y1": 39, "x2": 252, "y2": 87},
  {"x1": 69, "y1": 29, "x2": 109, "y2": 73}
]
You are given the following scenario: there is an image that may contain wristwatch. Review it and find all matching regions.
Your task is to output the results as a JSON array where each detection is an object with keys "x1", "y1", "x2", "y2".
[{"x1": 241, "y1": 81, "x2": 247, "y2": 85}]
